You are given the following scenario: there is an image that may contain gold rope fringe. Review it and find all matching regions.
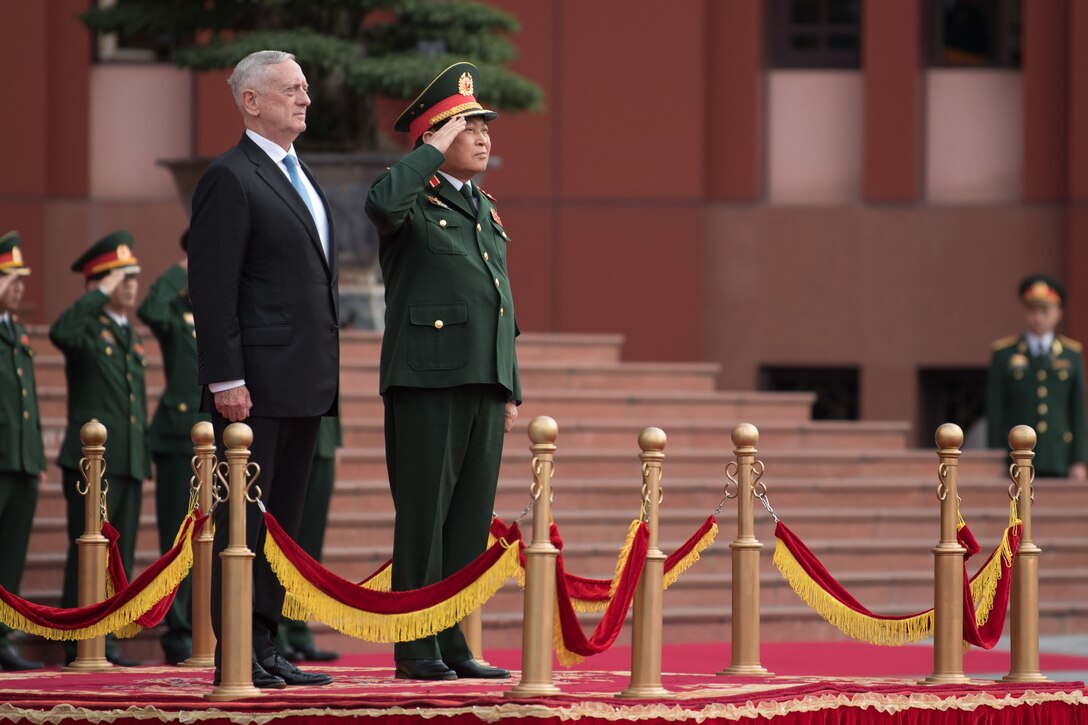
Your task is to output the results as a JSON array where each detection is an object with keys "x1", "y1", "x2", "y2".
[
  {"x1": 663, "y1": 521, "x2": 718, "y2": 591},
  {"x1": 0, "y1": 516, "x2": 196, "y2": 641},
  {"x1": 773, "y1": 538, "x2": 934, "y2": 646},
  {"x1": 268, "y1": 535, "x2": 520, "y2": 643},
  {"x1": 967, "y1": 509, "x2": 1021, "y2": 628},
  {"x1": 570, "y1": 519, "x2": 641, "y2": 613}
]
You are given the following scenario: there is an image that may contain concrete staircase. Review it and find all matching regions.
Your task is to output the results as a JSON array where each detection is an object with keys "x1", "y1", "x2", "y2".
[{"x1": 18, "y1": 326, "x2": 1088, "y2": 663}]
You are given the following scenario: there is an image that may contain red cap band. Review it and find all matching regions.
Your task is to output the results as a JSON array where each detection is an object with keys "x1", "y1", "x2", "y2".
[{"x1": 409, "y1": 94, "x2": 484, "y2": 144}]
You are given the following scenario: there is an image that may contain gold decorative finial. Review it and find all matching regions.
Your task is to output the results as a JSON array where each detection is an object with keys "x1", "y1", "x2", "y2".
[
  {"x1": 528, "y1": 416, "x2": 558, "y2": 445},
  {"x1": 935, "y1": 423, "x2": 964, "y2": 450},
  {"x1": 638, "y1": 427, "x2": 667, "y2": 452},
  {"x1": 1008, "y1": 424, "x2": 1037, "y2": 451},
  {"x1": 191, "y1": 421, "x2": 214, "y2": 446},
  {"x1": 732, "y1": 423, "x2": 759, "y2": 448},
  {"x1": 223, "y1": 422, "x2": 253, "y2": 450},
  {"x1": 80, "y1": 419, "x2": 107, "y2": 446}
]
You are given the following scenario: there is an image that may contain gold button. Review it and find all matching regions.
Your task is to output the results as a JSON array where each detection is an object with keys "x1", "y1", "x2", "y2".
[
  {"x1": 15, "y1": 368, "x2": 22, "y2": 377},
  {"x1": 476, "y1": 223, "x2": 482, "y2": 232},
  {"x1": 1038, "y1": 386, "x2": 1048, "y2": 398},
  {"x1": 21, "y1": 389, "x2": 27, "y2": 397},
  {"x1": 192, "y1": 330, "x2": 197, "y2": 338},
  {"x1": 1038, "y1": 370, "x2": 1047, "y2": 381},
  {"x1": 1064, "y1": 431, "x2": 1074, "y2": 443},
  {"x1": 126, "y1": 373, "x2": 133, "y2": 381},
  {"x1": 129, "y1": 393, "x2": 135, "y2": 401},
  {"x1": 1060, "y1": 370, "x2": 1070, "y2": 381},
  {"x1": 439, "y1": 219, "x2": 447, "y2": 228},
  {"x1": 483, "y1": 252, "x2": 489, "y2": 261},
  {"x1": 1038, "y1": 403, "x2": 1048, "y2": 415},
  {"x1": 494, "y1": 278, "x2": 500, "y2": 287},
  {"x1": 105, "y1": 346, "x2": 112, "y2": 356},
  {"x1": 499, "y1": 307, "x2": 505, "y2": 317},
  {"x1": 179, "y1": 402, "x2": 188, "y2": 412},
  {"x1": 434, "y1": 320, "x2": 444, "y2": 330},
  {"x1": 22, "y1": 411, "x2": 28, "y2": 420},
  {"x1": 1038, "y1": 421, "x2": 1049, "y2": 433},
  {"x1": 130, "y1": 415, "x2": 137, "y2": 424}
]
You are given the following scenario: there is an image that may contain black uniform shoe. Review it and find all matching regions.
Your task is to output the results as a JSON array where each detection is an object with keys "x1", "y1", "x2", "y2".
[
  {"x1": 105, "y1": 649, "x2": 141, "y2": 667},
  {"x1": 395, "y1": 659, "x2": 457, "y2": 680},
  {"x1": 163, "y1": 648, "x2": 192, "y2": 666},
  {"x1": 258, "y1": 653, "x2": 334, "y2": 686},
  {"x1": 293, "y1": 643, "x2": 340, "y2": 662},
  {"x1": 0, "y1": 642, "x2": 43, "y2": 671},
  {"x1": 213, "y1": 662, "x2": 287, "y2": 689},
  {"x1": 444, "y1": 659, "x2": 510, "y2": 679}
]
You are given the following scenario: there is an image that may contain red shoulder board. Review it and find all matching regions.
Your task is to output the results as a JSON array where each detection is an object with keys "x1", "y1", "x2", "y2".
[
  {"x1": 479, "y1": 187, "x2": 497, "y2": 202},
  {"x1": 428, "y1": 175, "x2": 441, "y2": 189},
  {"x1": 490, "y1": 208, "x2": 504, "y2": 227}
]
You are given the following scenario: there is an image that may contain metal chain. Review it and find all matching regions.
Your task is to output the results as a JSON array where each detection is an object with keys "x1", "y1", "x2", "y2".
[{"x1": 754, "y1": 480, "x2": 779, "y2": 523}]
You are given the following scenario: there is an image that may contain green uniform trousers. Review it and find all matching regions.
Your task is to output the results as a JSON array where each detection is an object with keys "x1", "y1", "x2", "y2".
[
  {"x1": 384, "y1": 384, "x2": 505, "y2": 662},
  {"x1": 0, "y1": 473, "x2": 39, "y2": 637},
  {"x1": 154, "y1": 449, "x2": 193, "y2": 658},
  {"x1": 61, "y1": 468, "x2": 141, "y2": 659},
  {"x1": 280, "y1": 454, "x2": 335, "y2": 651}
]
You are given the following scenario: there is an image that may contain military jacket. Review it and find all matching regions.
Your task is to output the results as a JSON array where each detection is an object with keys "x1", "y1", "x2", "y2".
[
  {"x1": 0, "y1": 316, "x2": 45, "y2": 475},
  {"x1": 315, "y1": 415, "x2": 342, "y2": 461},
  {"x1": 49, "y1": 290, "x2": 151, "y2": 479},
  {"x1": 138, "y1": 264, "x2": 207, "y2": 453},
  {"x1": 987, "y1": 334, "x2": 1088, "y2": 475},
  {"x1": 365, "y1": 144, "x2": 521, "y2": 401}
]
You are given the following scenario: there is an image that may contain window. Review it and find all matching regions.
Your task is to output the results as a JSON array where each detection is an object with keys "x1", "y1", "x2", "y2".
[
  {"x1": 770, "y1": 0, "x2": 862, "y2": 69},
  {"x1": 917, "y1": 368, "x2": 988, "y2": 448},
  {"x1": 928, "y1": 0, "x2": 1021, "y2": 67},
  {"x1": 759, "y1": 366, "x2": 859, "y2": 420}
]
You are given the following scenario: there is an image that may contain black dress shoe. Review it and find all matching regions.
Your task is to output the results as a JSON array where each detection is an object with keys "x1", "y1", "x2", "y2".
[
  {"x1": 163, "y1": 649, "x2": 192, "y2": 666},
  {"x1": 258, "y1": 653, "x2": 334, "y2": 686},
  {"x1": 213, "y1": 662, "x2": 287, "y2": 689},
  {"x1": 105, "y1": 649, "x2": 141, "y2": 667},
  {"x1": 0, "y1": 642, "x2": 43, "y2": 671},
  {"x1": 395, "y1": 659, "x2": 457, "y2": 680},
  {"x1": 293, "y1": 643, "x2": 340, "y2": 662},
  {"x1": 444, "y1": 659, "x2": 510, "y2": 679}
]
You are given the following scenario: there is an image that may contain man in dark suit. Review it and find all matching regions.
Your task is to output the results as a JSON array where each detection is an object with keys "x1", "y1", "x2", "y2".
[
  {"x1": 0, "y1": 231, "x2": 45, "y2": 671},
  {"x1": 366, "y1": 62, "x2": 520, "y2": 681},
  {"x1": 188, "y1": 49, "x2": 338, "y2": 689}
]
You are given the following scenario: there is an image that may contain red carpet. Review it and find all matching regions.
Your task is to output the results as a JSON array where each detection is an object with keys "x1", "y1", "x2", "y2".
[{"x1": 0, "y1": 642, "x2": 1083, "y2": 724}]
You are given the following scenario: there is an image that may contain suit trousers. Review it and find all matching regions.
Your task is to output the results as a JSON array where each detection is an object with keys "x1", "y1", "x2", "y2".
[
  {"x1": 0, "y1": 472, "x2": 38, "y2": 637},
  {"x1": 209, "y1": 414, "x2": 320, "y2": 662},
  {"x1": 154, "y1": 449, "x2": 194, "y2": 656},
  {"x1": 384, "y1": 384, "x2": 506, "y2": 662}
]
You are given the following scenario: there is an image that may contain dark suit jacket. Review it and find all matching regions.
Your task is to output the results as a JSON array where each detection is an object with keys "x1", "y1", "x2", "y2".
[
  {"x1": 188, "y1": 133, "x2": 339, "y2": 418},
  {"x1": 365, "y1": 144, "x2": 520, "y2": 402}
]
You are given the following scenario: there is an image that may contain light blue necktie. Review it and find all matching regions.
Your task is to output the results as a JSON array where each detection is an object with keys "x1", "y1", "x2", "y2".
[{"x1": 283, "y1": 155, "x2": 318, "y2": 224}]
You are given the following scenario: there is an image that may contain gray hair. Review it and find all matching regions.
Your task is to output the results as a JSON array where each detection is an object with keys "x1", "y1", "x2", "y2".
[{"x1": 228, "y1": 50, "x2": 296, "y2": 111}]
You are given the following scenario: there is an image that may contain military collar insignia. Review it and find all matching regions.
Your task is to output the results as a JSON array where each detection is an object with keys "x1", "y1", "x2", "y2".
[
  {"x1": 100, "y1": 329, "x2": 116, "y2": 344},
  {"x1": 490, "y1": 208, "x2": 504, "y2": 227},
  {"x1": 426, "y1": 195, "x2": 450, "y2": 209},
  {"x1": 1053, "y1": 339, "x2": 1064, "y2": 356},
  {"x1": 479, "y1": 187, "x2": 496, "y2": 202},
  {"x1": 428, "y1": 175, "x2": 441, "y2": 189},
  {"x1": 99, "y1": 315, "x2": 111, "y2": 325}
]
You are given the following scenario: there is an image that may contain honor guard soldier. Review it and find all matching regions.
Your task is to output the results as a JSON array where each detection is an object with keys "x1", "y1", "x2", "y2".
[
  {"x1": 50, "y1": 230, "x2": 150, "y2": 666},
  {"x1": 137, "y1": 229, "x2": 208, "y2": 665},
  {"x1": 278, "y1": 415, "x2": 341, "y2": 662},
  {"x1": 0, "y1": 232, "x2": 45, "y2": 670},
  {"x1": 366, "y1": 62, "x2": 520, "y2": 681},
  {"x1": 987, "y1": 275, "x2": 1088, "y2": 479}
]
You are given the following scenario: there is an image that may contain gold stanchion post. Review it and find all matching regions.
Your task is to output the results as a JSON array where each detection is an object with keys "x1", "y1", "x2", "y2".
[
  {"x1": 619, "y1": 427, "x2": 670, "y2": 699},
  {"x1": 1004, "y1": 425, "x2": 1048, "y2": 683},
  {"x1": 206, "y1": 423, "x2": 262, "y2": 701},
  {"x1": 66, "y1": 419, "x2": 113, "y2": 672},
  {"x1": 183, "y1": 421, "x2": 217, "y2": 667},
  {"x1": 506, "y1": 416, "x2": 562, "y2": 698},
  {"x1": 462, "y1": 608, "x2": 486, "y2": 665},
  {"x1": 924, "y1": 423, "x2": 970, "y2": 684},
  {"x1": 718, "y1": 423, "x2": 772, "y2": 677}
]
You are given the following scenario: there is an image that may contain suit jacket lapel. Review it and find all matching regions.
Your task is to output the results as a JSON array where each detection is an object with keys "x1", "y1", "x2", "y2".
[
  {"x1": 299, "y1": 158, "x2": 336, "y2": 278},
  {"x1": 240, "y1": 135, "x2": 331, "y2": 276}
]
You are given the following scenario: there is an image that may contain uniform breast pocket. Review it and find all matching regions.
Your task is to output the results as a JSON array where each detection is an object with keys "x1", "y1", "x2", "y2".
[
  {"x1": 426, "y1": 214, "x2": 467, "y2": 255},
  {"x1": 408, "y1": 302, "x2": 469, "y2": 371}
]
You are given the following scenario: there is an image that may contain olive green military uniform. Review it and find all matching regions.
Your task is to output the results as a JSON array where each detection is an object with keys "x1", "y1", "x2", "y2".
[
  {"x1": 988, "y1": 335, "x2": 1088, "y2": 476},
  {"x1": 0, "y1": 313, "x2": 45, "y2": 640},
  {"x1": 280, "y1": 415, "x2": 341, "y2": 655},
  {"x1": 138, "y1": 262, "x2": 208, "y2": 662},
  {"x1": 50, "y1": 289, "x2": 151, "y2": 609}
]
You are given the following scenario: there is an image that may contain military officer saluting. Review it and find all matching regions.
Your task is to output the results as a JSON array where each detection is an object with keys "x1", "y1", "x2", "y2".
[
  {"x1": 987, "y1": 274, "x2": 1088, "y2": 479},
  {"x1": 50, "y1": 230, "x2": 150, "y2": 666},
  {"x1": 137, "y1": 229, "x2": 208, "y2": 665},
  {"x1": 0, "y1": 231, "x2": 45, "y2": 670}
]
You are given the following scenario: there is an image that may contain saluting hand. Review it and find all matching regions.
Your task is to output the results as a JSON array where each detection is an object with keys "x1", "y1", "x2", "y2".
[
  {"x1": 96, "y1": 268, "x2": 128, "y2": 296},
  {"x1": 0, "y1": 273, "x2": 14, "y2": 298},
  {"x1": 424, "y1": 115, "x2": 468, "y2": 155},
  {"x1": 215, "y1": 385, "x2": 253, "y2": 422},
  {"x1": 504, "y1": 401, "x2": 518, "y2": 433}
]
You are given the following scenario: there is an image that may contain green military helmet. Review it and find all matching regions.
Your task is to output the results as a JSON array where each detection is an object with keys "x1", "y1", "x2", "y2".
[
  {"x1": 0, "y1": 231, "x2": 31, "y2": 276},
  {"x1": 1019, "y1": 274, "x2": 1064, "y2": 307},
  {"x1": 395, "y1": 61, "x2": 498, "y2": 145},
  {"x1": 70, "y1": 230, "x2": 141, "y2": 280}
]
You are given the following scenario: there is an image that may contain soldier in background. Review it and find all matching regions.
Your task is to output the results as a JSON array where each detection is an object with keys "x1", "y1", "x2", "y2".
[
  {"x1": 0, "y1": 231, "x2": 45, "y2": 670},
  {"x1": 138, "y1": 229, "x2": 208, "y2": 665},
  {"x1": 50, "y1": 230, "x2": 150, "y2": 666},
  {"x1": 987, "y1": 274, "x2": 1088, "y2": 479},
  {"x1": 278, "y1": 415, "x2": 341, "y2": 663}
]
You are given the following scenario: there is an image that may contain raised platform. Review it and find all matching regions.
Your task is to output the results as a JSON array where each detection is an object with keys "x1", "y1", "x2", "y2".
[{"x1": 3, "y1": 643, "x2": 1085, "y2": 724}]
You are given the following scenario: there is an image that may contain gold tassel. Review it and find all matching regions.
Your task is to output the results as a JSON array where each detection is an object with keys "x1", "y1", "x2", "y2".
[
  {"x1": 663, "y1": 521, "x2": 718, "y2": 591},
  {"x1": 968, "y1": 510, "x2": 1021, "y2": 627},
  {"x1": 553, "y1": 596, "x2": 583, "y2": 667},
  {"x1": 570, "y1": 520, "x2": 640, "y2": 613},
  {"x1": 774, "y1": 537, "x2": 933, "y2": 646},
  {"x1": 0, "y1": 516, "x2": 196, "y2": 641},
  {"x1": 268, "y1": 534, "x2": 520, "y2": 643}
]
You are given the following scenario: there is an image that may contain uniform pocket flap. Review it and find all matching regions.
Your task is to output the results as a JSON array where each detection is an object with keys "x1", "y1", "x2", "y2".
[
  {"x1": 409, "y1": 302, "x2": 468, "y2": 327},
  {"x1": 240, "y1": 325, "x2": 294, "y2": 346}
]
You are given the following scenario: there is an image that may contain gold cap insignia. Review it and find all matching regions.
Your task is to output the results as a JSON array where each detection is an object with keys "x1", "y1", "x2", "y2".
[
  {"x1": 116, "y1": 244, "x2": 132, "y2": 260},
  {"x1": 11, "y1": 247, "x2": 22, "y2": 264},
  {"x1": 457, "y1": 72, "x2": 474, "y2": 97}
]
